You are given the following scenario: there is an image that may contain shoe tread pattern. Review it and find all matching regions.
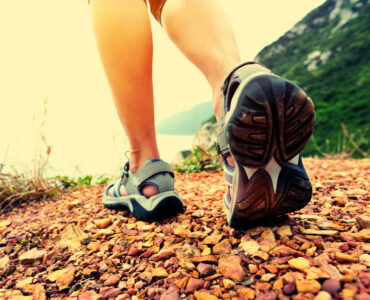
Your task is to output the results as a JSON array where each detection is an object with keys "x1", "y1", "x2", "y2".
[{"x1": 226, "y1": 75, "x2": 315, "y2": 168}]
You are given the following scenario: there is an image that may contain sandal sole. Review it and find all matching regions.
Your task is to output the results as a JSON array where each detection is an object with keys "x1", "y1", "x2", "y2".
[
  {"x1": 103, "y1": 192, "x2": 184, "y2": 221},
  {"x1": 225, "y1": 75, "x2": 315, "y2": 226}
]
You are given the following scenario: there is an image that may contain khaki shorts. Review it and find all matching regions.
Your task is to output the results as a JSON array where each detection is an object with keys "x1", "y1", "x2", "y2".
[{"x1": 88, "y1": 0, "x2": 167, "y2": 24}]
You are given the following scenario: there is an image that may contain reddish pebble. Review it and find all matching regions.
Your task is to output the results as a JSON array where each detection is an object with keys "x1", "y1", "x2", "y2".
[
  {"x1": 356, "y1": 293, "x2": 370, "y2": 300},
  {"x1": 322, "y1": 278, "x2": 341, "y2": 296},
  {"x1": 339, "y1": 243, "x2": 349, "y2": 251},
  {"x1": 283, "y1": 283, "x2": 296, "y2": 295},
  {"x1": 185, "y1": 278, "x2": 205, "y2": 293},
  {"x1": 196, "y1": 263, "x2": 214, "y2": 276},
  {"x1": 100, "y1": 288, "x2": 121, "y2": 298},
  {"x1": 255, "y1": 292, "x2": 277, "y2": 300}
]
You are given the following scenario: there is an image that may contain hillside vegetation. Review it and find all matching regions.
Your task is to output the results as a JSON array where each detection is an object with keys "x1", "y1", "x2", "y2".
[{"x1": 256, "y1": 0, "x2": 369, "y2": 157}]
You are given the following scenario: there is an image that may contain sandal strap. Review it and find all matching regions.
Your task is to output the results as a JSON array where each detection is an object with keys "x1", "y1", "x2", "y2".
[{"x1": 130, "y1": 159, "x2": 173, "y2": 187}]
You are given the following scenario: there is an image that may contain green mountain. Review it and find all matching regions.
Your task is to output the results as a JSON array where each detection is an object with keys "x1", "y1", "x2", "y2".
[
  {"x1": 256, "y1": 0, "x2": 369, "y2": 157},
  {"x1": 156, "y1": 101, "x2": 213, "y2": 135}
]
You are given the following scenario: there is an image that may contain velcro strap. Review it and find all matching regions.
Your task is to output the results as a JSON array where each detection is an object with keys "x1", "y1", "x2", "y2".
[
  {"x1": 131, "y1": 160, "x2": 174, "y2": 187},
  {"x1": 216, "y1": 126, "x2": 230, "y2": 157}
]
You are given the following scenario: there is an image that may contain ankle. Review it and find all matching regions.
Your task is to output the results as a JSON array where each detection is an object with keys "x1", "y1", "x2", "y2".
[
  {"x1": 211, "y1": 57, "x2": 241, "y2": 122},
  {"x1": 129, "y1": 149, "x2": 160, "y2": 174}
]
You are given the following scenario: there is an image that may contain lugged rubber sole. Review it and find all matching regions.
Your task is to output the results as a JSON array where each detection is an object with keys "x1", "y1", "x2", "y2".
[
  {"x1": 103, "y1": 191, "x2": 184, "y2": 221},
  {"x1": 225, "y1": 75, "x2": 315, "y2": 227},
  {"x1": 226, "y1": 75, "x2": 315, "y2": 168}
]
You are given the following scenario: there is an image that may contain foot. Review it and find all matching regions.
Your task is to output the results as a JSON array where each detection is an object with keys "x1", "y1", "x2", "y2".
[
  {"x1": 107, "y1": 179, "x2": 158, "y2": 198},
  {"x1": 103, "y1": 158, "x2": 184, "y2": 220},
  {"x1": 107, "y1": 154, "x2": 160, "y2": 198},
  {"x1": 217, "y1": 62, "x2": 315, "y2": 227}
]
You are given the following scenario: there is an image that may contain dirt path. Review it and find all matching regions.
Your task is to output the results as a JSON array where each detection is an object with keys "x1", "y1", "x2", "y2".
[{"x1": 0, "y1": 159, "x2": 369, "y2": 299}]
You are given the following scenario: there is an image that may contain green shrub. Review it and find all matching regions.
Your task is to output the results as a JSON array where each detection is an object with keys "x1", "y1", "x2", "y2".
[{"x1": 174, "y1": 145, "x2": 221, "y2": 173}]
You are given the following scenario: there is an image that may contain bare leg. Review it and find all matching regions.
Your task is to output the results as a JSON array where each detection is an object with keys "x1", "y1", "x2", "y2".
[
  {"x1": 161, "y1": 0, "x2": 240, "y2": 167},
  {"x1": 90, "y1": 0, "x2": 158, "y2": 196}
]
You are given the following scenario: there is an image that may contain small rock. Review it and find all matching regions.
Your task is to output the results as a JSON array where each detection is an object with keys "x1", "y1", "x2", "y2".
[
  {"x1": 296, "y1": 279, "x2": 321, "y2": 293},
  {"x1": 0, "y1": 255, "x2": 9, "y2": 269},
  {"x1": 104, "y1": 274, "x2": 121, "y2": 286},
  {"x1": 223, "y1": 278, "x2": 235, "y2": 289},
  {"x1": 341, "y1": 288, "x2": 357, "y2": 298},
  {"x1": 196, "y1": 263, "x2": 213, "y2": 276},
  {"x1": 300, "y1": 228, "x2": 338, "y2": 236},
  {"x1": 359, "y1": 254, "x2": 370, "y2": 267},
  {"x1": 255, "y1": 292, "x2": 277, "y2": 300},
  {"x1": 138, "y1": 271, "x2": 153, "y2": 283},
  {"x1": 192, "y1": 210, "x2": 205, "y2": 218},
  {"x1": 237, "y1": 288, "x2": 255, "y2": 299},
  {"x1": 306, "y1": 267, "x2": 330, "y2": 280},
  {"x1": 212, "y1": 239, "x2": 232, "y2": 255},
  {"x1": 100, "y1": 288, "x2": 121, "y2": 299},
  {"x1": 270, "y1": 245, "x2": 300, "y2": 257},
  {"x1": 288, "y1": 257, "x2": 310, "y2": 271},
  {"x1": 191, "y1": 255, "x2": 217, "y2": 263},
  {"x1": 276, "y1": 225, "x2": 292, "y2": 238},
  {"x1": 0, "y1": 220, "x2": 11, "y2": 228},
  {"x1": 261, "y1": 273, "x2": 276, "y2": 282},
  {"x1": 264, "y1": 264, "x2": 278, "y2": 273},
  {"x1": 47, "y1": 266, "x2": 75, "y2": 290},
  {"x1": 239, "y1": 240, "x2": 260, "y2": 255},
  {"x1": 147, "y1": 287, "x2": 157, "y2": 297},
  {"x1": 185, "y1": 278, "x2": 204, "y2": 293},
  {"x1": 314, "y1": 291, "x2": 332, "y2": 300},
  {"x1": 202, "y1": 234, "x2": 223, "y2": 245},
  {"x1": 248, "y1": 264, "x2": 258, "y2": 273},
  {"x1": 357, "y1": 215, "x2": 370, "y2": 229},
  {"x1": 319, "y1": 261, "x2": 341, "y2": 280},
  {"x1": 322, "y1": 278, "x2": 341, "y2": 296},
  {"x1": 273, "y1": 278, "x2": 283, "y2": 290},
  {"x1": 194, "y1": 291, "x2": 219, "y2": 300},
  {"x1": 218, "y1": 255, "x2": 245, "y2": 282},
  {"x1": 253, "y1": 250, "x2": 269, "y2": 261},
  {"x1": 335, "y1": 252, "x2": 354, "y2": 263},
  {"x1": 134, "y1": 281, "x2": 145, "y2": 289},
  {"x1": 152, "y1": 267, "x2": 168, "y2": 278},
  {"x1": 283, "y1": 283, "x2": 296, "y2": 295},
  {"x1": 352, "y1": 228, "x2": 370, "y2": 241},
  {"x1": 94, "y1": 218, "x2": 112, "y2": 229},
  {"x1": 178, "y1": 259, "x2": 196, "y2": 271},
  {"x1": 87, "y1": 241, "x2": 101, "y2": 252},
  {"x1": 306, "y1": 246, "x2": 317, "y2": 257},
  {"x1": 173, "y1": 227, "x2": 188, "y2": 238},
  {"x1": 152, "y1": 250, "x2": 176, "y2": 261},
  {"x1": 78, "y1": 290, "x2": 100, "y2": 300},
  {"x1": 32, "y1": 284, "x2": 47, "y2": 300},
  {"x1": 57, "y1": 224, "x2": 89, "y2": 251},
  {"x1": 356, "y1": 293, "x2": 370, "y2": 300},
  {"x1": 160, "y1": 292, "x2": 181, "y2": 300},
  {"x1": 19, "y1": 248, "x2": 46, "y2": 265},
  {"x1": 261, "y1": 228, "x2": 276, "y2": 242},
  {"x1": 16, "y1": 277, "x2": 33, "y2": 294}
]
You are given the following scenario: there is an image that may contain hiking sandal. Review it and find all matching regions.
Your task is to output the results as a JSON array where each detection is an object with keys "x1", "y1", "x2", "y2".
[
  {"x1": 216, "y1": 62, "x2": 315, "y2": 227},
  {"x1": 103, "y1": 158, "x2": 184, "y2": 220}
]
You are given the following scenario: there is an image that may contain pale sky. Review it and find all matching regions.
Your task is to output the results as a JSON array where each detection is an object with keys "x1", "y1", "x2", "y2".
[{"x1": 0, "y1": 0, "x2": 325, "y2": 175}]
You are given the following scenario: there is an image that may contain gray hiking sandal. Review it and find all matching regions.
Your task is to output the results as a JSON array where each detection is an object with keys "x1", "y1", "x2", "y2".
[
  {"x1": 216, "y1": 62, "x2": 315, "y2": 227},
  {"x1": 103, "y1": 158, "x2": 184, "y2": 220}
]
